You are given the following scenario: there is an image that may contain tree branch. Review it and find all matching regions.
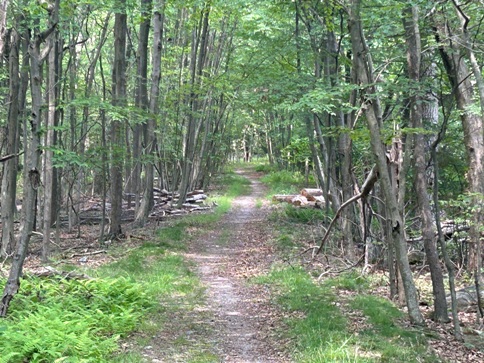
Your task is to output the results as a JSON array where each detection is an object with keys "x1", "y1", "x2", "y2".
[
  {"x1": 0, "y1": 151, "x2": 23, "y2": 163},
  {"x1": 315, "y1": 166, "x2": 378, "y2": 255}
]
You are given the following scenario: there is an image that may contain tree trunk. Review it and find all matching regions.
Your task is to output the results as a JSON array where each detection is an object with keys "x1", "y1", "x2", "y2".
[
  {"x1": 1, "y1": 28, "x2": 19, "y2": 258},
  {"x1": 42, "y1": 8, "x2": 60, "y2": 262},
  {"x1": 349, "y1": 0, "x2": 424, "y2": 325},
  {"x1": 0, "y1": 0, "x2": 8, "y2": 59},
  {"x1": 0, "y1": 19, "x2": 56, "y2": 317},
  {"x1": 404, "y1": 5, "x2": 448, "y2": 323},
  {"x1": 434, "y1": 13, "x2": 484, "y2": 273},
  {"x1": 136, "y1": 1, "x2": 165, "y2": 226},
  {"x1": 109, "y1": 2, "x2": 127, "y2": 238}
]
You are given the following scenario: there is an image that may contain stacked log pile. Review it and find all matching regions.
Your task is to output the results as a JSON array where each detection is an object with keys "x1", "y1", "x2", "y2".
[
  {"x1": 149, "y1": 188, "x2": 210, "y2": 219},
  {"x1": 273, "y1": 188, "x2": 326, "y2": 208},
  {"x1": 68, "y1": 189, "x2": 210, "y2": 225}
]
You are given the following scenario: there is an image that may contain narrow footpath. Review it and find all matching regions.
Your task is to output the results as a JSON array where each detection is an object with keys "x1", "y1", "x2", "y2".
[
  {"x1": 144, "y1": 169, "x2": 290, "y2": 362},
  {"x1": 189, "y1": 170, "x2": 288, "y2": 362}
]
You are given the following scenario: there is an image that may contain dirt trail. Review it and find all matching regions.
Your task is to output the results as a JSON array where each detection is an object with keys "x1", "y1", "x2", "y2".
[
  {"x1": 140, "y1": 169, "x2": 289, "y2": 363},
  {"x1": 185, "y1": 169, "x2": 287, "y2": 362}
]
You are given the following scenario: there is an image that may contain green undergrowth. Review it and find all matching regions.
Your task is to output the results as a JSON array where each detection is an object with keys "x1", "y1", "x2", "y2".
[
  {"x1": 0, "y1": 169, "x2": 250, "y2": 363},
  {"x1": 254, "y1": 267, "x2": 440, "y2": 362},
  {"x1": 260, "y1": 169, "x2": 308, "y2": 195},
  {"x1": 0, "y1": 274, "x2": 155, "y2": 363},
  {"x1": 0, "y1": 242, "x2": 199, "y2": 363},
  {"x1": 280, "y1": 204, "x2": 330, "y2": 224}
]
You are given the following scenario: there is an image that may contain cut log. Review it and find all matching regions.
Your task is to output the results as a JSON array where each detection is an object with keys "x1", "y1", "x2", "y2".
[
  {"x1": 313, "y1": 195, "x2": 325, "y2": 203},
  {"x1": 186, "y1": 194, "x2": 207, "y2": 203},
  {"x1": 291, "y1": 195, "x2": 308, "y2": 206},
  {"x1": 300, "y1": 188, "x2": 323, "y2": 201}
]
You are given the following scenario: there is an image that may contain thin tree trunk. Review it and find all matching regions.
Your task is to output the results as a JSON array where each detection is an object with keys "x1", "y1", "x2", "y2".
[
  {"x1": 109, "y1": 2, "x2": 127, "y2": 238},
  {"x1": 0, "y1": 19, "x2": 56, "y2": 317},
  {"x1": 1, "y1": 28, "x2": 20, "y2": 258},
  {"x1": 404, "y1": 5, "x2": 448, "y2": 322},
  {"x1": 42, "y1": 8, "x2": 60, "y2": 262},
  {"x1": 136, "y1": 1, "x2": 165, "y2": 226},
  {"x1": 434, "y1": 14, "x2": 484, "y2": 273},
  {"x1": 349, "y1": 0, "x2": 424, "y2": 325},
  {"x1": 432, "y1": 144, "x2": 463, "y2": 339}
]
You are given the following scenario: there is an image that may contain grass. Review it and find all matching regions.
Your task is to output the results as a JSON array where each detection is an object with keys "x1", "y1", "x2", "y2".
[
  {"x1": 261, "y1": 169, "x2": 308, "y2": 195},
  {"x1": 254, "y1": 266, "x2": 441, "y2": 362},
  {"x1": 215, "y1": 171, "x2": 252, "y2": 198}
]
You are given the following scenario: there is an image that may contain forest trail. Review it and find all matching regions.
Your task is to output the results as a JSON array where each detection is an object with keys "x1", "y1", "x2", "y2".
[{"x1": 143, "y1": 169, "x2": 289, "y2": 362}]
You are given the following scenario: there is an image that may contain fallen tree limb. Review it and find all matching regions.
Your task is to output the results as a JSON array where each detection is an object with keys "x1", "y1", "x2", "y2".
[
  {"x1": 316, "y1": 166, "x2": 378, "y2": 256},
  {"x1": 70, "y1": 250, "x2": 106, "y2": 258}
]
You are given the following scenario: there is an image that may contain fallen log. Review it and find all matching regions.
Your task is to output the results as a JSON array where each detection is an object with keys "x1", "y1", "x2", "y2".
[{"x1": 291, "y1": 195, "x2": 308, "y2": 206}]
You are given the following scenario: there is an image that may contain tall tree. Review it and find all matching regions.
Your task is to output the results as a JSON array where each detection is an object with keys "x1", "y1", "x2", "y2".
[
  {"x1": 348, "y1": 0, "x2": 424, "y2": 325},
  {"x1": 0, "y1": 0, "x2": 8, "y2": 58},
  {"x1": 0, "y1": 4, "x2": 58, "y2": 316},
  {"x1": 132, "y1": 0, "x2": 153, "y2": 214},
  {"x1": 109, "y1": 0, "x2": 128, "y2": 238},
  {"x1": 177, "y1": 2, "x2": 211, "y2": 206},
  {"x1": 136, "y1": 0, "x2": 165, "y2": 225},
  {"x1": 42, "y1": 0, "x2": 61, "y2": 261},
  {"x1": 0, "y1": 27, "x2": 20, "y2": 258},
  {"x1": 433, "y1": 4, "x2": 484, "y2": 273},
  {"x1": 403, "y1": 5, "x2": 448, "y2": 323}
]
